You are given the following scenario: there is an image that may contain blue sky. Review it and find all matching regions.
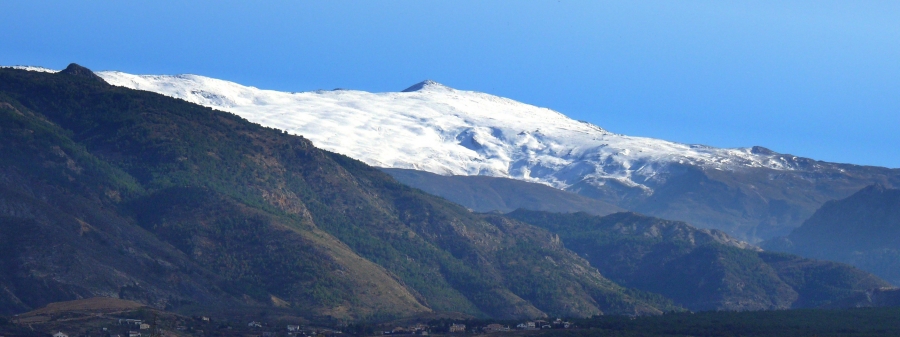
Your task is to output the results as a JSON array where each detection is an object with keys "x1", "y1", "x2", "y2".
[{"x1": 2, "y1": 1, "x2": 899, "y2": 168}]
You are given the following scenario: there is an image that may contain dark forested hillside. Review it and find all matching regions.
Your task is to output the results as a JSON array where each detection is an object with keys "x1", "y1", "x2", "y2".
[
  {"x1": 506, "y1": 210, "x2": 891, "y2": 311},
  {"x1": 0, "y1": 64, "x2": 676, "y2": 320}
]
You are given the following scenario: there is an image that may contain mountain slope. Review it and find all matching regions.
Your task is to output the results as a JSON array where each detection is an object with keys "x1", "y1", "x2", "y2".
[
  {"x1": 0, "y1": 66, "x2": 428, "y2": 319},
  {"x1": 381, "y1": 168, "x2": 622, "y2": 215},
  {"x1": 0, "y1": 92, "x2": 240, "y2": 315},
  {"x1": 506, "y1": 210, "x2": 892, "y2": 311},
  {"x1": 85, "y1": 70, "x2": 900, "y2": 242},
  {"x1": 762, "y1": 184, "x2": 900, "y2": 286},
  {"x1": 0, "y1": 64, "x2": 675, "y2": 320}
]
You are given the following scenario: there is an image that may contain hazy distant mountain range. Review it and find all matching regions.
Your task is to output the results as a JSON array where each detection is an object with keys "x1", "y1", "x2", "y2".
[
  {"x1": 763, "y1": 184, "x2": 900, "y2": 286},
  {"x1": 0, "y1": 64, "x2": 893, "y2": 321}
]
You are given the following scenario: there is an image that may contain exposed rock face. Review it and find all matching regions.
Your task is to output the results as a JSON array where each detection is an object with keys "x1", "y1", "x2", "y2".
[{"x1": 58, "y1": 63, "x2": 105, "y2": 82}]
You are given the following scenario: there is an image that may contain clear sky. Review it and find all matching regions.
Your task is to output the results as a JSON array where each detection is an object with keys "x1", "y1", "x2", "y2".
[{"x1": 2, "y1": 1, "x2": 898, "y2": 168}]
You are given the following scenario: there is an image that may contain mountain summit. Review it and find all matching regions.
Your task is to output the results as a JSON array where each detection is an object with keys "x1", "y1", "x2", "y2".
[{"x1": 402, "y1": 79, "x2": 452, "y2": 92}]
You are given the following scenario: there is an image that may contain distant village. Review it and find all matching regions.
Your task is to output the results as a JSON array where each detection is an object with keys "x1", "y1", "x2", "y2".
[
  {"x1": 381, "y1": 318, "x2": 572, "y2": 335},
  {"x1": 18, "y1": 314, "x2": 575, "y2": 337}
]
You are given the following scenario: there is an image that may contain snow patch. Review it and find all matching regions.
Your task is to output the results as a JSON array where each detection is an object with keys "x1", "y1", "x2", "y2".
[{"x1": 1, "y1": 65, "x2": 59, "y2": 73}]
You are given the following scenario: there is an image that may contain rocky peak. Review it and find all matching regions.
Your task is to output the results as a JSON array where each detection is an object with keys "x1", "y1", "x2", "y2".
[{"x1": 58, "y1": 63, "x2": 106, "y2": 83}]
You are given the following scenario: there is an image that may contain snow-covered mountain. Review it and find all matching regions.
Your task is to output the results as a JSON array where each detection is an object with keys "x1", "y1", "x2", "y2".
[
  {"x1": 94, "y1": 71, "x2": 812, "y2": 194},
  {"x1": 8, "y1": 65, "x2": 898, "y2": 241}
]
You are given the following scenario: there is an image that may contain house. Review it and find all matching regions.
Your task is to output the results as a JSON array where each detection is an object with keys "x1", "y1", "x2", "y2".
[
  {"x1": 53, "y1": 332, "x2": 68, "y2": 337},
  {"x1": 249, "y1": 321, "x2": 263, "y2": 328},
  {"x1": 140, "y1": 323, "x2": 151, "y2": 330},
  {"x1": 287, "y1": 325, "x2": 301, "y2": 332},
  {"x1": 129, "y1": 331, "x2": 141, "y2": 337},
  {"x1": 448, "y1": 324, "x2": 466, "y2": 333},
  {"x1": 516, "y1": 322, "x2": 536, "y2": 330},
  {"x1": 483, "y1": 324, "x2": 509, "y2": 333}
]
